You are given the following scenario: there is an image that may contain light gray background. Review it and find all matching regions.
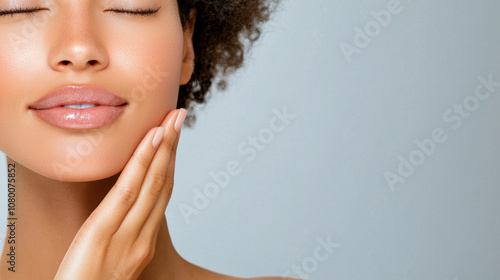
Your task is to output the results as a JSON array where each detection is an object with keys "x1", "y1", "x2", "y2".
[{"x1": 2, "y1": 0, "x2": 500, "y2": 279}]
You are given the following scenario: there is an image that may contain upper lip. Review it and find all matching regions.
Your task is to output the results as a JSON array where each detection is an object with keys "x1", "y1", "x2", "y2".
[{"x1": 29, "y1": 84, "x2": 128, "y2": 110}]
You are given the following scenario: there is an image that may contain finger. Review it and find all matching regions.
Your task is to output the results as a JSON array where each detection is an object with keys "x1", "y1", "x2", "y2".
[
  {"x1": 84, "y1": 110, "x2": 178, "y2": 237},
  {"x1": 117, "y1": 109, "x2": 183, "y2": 238},
  {"x1": 139, "y1": 116, "x2": 182, "y2": 242}
]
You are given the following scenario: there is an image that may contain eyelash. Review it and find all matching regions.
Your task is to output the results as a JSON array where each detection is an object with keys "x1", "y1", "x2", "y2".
[
  {"x1": 0, "y1": 6, "x2": 161, "y2": 17},
  {"x1": 106, "y1": 7, "x2": 161, "y2": 16},
  {"x1": 0, "y1": 6, "x2": 47, "y2": 17}
]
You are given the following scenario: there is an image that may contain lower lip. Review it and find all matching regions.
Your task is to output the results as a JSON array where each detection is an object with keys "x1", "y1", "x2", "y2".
[{"x1": 31, "y1": 105, "x2": 126, "y2": 130}]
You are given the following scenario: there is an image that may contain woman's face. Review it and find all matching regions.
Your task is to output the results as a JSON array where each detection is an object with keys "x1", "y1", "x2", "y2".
[{"x1": 0, "y1": 0, "x2": 193, "y2": 181}]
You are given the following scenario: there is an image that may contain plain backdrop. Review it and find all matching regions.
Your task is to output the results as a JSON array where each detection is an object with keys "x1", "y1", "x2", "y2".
[{"x1": 2, "y1": 0, "x2": 500, "y2": 279}]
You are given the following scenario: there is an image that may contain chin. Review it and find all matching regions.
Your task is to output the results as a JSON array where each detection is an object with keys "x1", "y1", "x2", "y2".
[
  {"x1": 42, "y1": 147, "x2": 132, "y2": 182},
  {"x1": 46, "y1": 160, "x2": 125, "y2": 182},
  {"x1": 10, "y1": 155, "x2": 126, "y2": 183},
  {"x1": 3, "y1": 137, "x2": 135, "y2": 183}
]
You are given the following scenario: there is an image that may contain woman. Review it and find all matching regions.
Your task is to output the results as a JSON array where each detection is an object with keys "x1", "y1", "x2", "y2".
[{"x1": 0, "y1": 0, "x2": 296, "y2": 279}]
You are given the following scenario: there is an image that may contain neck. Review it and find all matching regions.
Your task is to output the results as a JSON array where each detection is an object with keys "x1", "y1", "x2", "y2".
[{"x1": 0, "y1": 156, "x2": 190, "y2": 280}]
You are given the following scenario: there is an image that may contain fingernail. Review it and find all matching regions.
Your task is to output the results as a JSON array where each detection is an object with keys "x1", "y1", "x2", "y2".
[
  {"x1": 152, "y1": 127, "x2": 165, "y2": 149},
  {"x1": 164, "y1": 110, "x2": 179, "y2": 129},
  {"x1": 174, "y1": 108, "x2": 187, "y2": 133}
]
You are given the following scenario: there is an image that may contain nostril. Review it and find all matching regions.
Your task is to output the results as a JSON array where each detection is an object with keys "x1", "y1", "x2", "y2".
[{"x1": 56, "y1": 59, "x2": 102, "y2": 69}]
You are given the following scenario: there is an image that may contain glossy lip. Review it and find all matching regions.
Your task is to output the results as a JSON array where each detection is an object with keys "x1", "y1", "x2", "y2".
[{"x1": 29, "y1": 84, "x2": 128, "y2": 130}]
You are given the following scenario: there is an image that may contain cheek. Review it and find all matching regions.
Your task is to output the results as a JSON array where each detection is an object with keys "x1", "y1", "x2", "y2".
[
  {"x1": 97, "y1": 24, "x2": 184, "y2": 179},
  {"x1": 0, "y1": 29, "x2": 46, "y2": 164},
  {"x1": 106, "y1": 19, "x2": 185, "y2": 134}
]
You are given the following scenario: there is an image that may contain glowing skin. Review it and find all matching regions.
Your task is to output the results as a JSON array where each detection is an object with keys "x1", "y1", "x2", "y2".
[
  {"x1": 0, "y1": 0, "x2": 186, "y2": 181},
  {"x1": 0, "y1": 0, "x2": 295, "y2": 279}
]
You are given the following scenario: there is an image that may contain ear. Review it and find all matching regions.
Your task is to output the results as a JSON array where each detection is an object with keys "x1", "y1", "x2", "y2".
[{"x1": 180, "y1": 9, "x2": 197, "y2": 86}]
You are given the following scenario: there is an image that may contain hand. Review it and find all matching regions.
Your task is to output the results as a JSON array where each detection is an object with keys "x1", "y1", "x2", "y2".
[{"x1": 54, "y1": 108, "x2": 186, "y2": 280}]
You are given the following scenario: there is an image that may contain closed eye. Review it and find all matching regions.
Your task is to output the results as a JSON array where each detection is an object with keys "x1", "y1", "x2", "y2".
[
  {"x1": 0, "y1": 6, "x2": 48, "y2": 17},
  {"x1": 105, "y1": 6, "x2": 161, "y2": 16}
]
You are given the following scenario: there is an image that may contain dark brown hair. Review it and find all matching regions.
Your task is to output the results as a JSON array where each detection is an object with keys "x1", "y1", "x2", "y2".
[{"x1": 176, "y1": 0, "x2": 278, "y2": 126}]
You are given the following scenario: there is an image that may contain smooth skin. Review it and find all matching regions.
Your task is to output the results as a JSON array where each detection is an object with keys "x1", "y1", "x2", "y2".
[{"x1": 0, "y1": 0, "x2": 298, "y2": 279}]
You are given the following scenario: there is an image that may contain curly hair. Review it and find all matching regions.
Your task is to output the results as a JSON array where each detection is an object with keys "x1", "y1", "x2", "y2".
[{"x1": 176, "y1": 0, "x2": 278, "y2": 127}]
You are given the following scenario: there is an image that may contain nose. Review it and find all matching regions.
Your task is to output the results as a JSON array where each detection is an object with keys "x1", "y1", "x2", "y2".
[{"x1": 48, "y1": 7, "x2": 109, "y2": 72}]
